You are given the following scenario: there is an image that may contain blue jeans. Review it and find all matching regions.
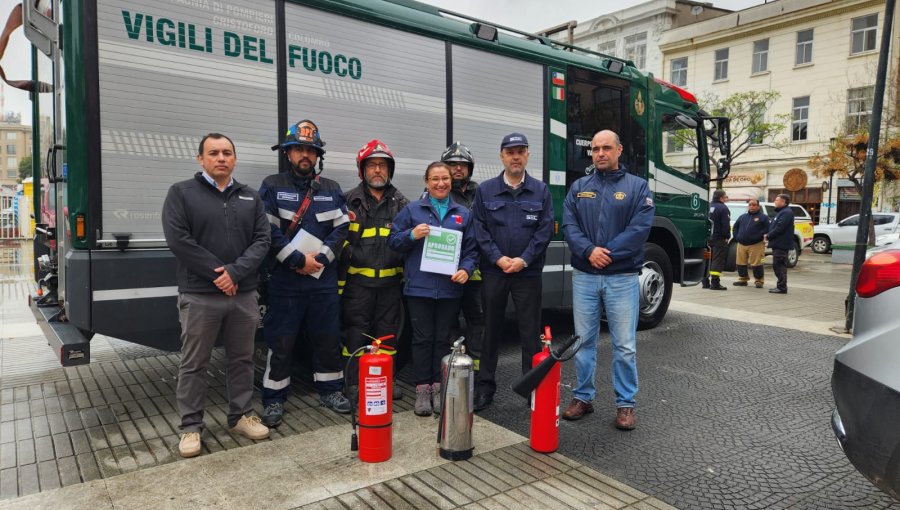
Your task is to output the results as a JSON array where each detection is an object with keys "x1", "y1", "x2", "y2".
[{"x1": 572, "y1": 270, "x2": 639, "y2": 408}]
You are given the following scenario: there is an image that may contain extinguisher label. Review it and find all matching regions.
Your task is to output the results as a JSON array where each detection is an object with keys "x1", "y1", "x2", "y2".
[
  {"x1": 368, "y1": 366, "x2": 382, "y2": 375},
  {"x1": 364, "y1": 376, "x2": 388, "y2": 415}
]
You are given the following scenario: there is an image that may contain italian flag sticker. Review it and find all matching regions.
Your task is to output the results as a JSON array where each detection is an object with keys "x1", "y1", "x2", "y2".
[{"x1": 552, "y1": 86, "x2": 565, "y2": 101}]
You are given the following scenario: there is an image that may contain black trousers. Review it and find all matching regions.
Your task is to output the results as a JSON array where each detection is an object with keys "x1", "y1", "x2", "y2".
[
  {"x1": 341, "y1": 283, "x2": 403, "y2": 384},
  {"x1": 772, "y1": 248, "x2": 788, "y2": 291},
  {"x1": 452, "y1": 279, "x2": 485, "y2": 366},
  {"x1": 477, "y1": 273, "x2": 542, "y2": 396},
  {"x1": 709, "y1": 238, "x2": 728, "y2": 279},
  {"x1": 406, "y1": 296, "x2": 461, "y2": 385}
]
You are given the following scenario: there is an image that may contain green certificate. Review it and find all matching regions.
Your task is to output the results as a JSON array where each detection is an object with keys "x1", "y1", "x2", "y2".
[{"x1": 421, "y1": 226, "x2": 462, "y2": 275}]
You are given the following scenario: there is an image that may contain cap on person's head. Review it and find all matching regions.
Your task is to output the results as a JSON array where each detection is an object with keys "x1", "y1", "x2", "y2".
[
  {"x1": 713, "y1": 189, "x2": 727, "y2": 201},
  {"x1": 500, "y1": 133, "x2": 529, "y2": 150}
]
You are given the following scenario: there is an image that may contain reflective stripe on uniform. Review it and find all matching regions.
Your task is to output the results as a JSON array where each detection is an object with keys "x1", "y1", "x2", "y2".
[
  {"x1": 348, "y1": 222, "x2": 360, "y2": 232},
  {"x1": 360, "y1": 227, "x2": 391, "y2": 238},
  {"x1": 347, "y1": 266, "x2": 403, "y2": 278},
  {"x1": 275, "y1": 244, "x2": 295, "y2": 263},
  {"x1": 313, "y1": 371, "x2": 344, "y2": 382},
  {"x1": 709, "y1": 271, "x2": 721, "y2": 277},
  {"x1": 315, "y1": 209, "x2": 344, "y2": 223},
  {"x1": 278, "y1": 208, "x2": 295, "y2": 220},
  {"x1": 333, "y1": 214, "x2": 350, "y2": 227},
  {"x1": 267, "y1": 213, "x2": 280, "y2": 226},
  {"x1": 320, "y1": 245, "x2": 335, "y2": 263},
  {"x1": 262, "y1": 349, "x2": 291, "y2": 390}
]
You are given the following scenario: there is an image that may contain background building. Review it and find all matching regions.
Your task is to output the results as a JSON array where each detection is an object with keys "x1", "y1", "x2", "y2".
[
  {"x1": 660, "y1": 0, "x2": 900, "y2": 223},
  {"x1": 0, "y1": 118, "x2": 33, "y2": 188},
  {"x1": 541, "y1": 0, "x2": 731, "y2": 76}
]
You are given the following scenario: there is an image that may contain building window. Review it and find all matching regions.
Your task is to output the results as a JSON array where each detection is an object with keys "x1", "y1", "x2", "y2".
[
  {"x1": 670, "y1": 57, "x2": 687, "y2": 87},
  {"x1": 750, "y1": 103, "x2": 765, "y2": 145},
  {"x1": 624, "y1": 32, "x2": 647, "y2": 69},
  {"x1": 796, "y1": 29, "x2": 813, "y2": 65},
  {"x1": 714, "y1": 48, "x2": 729, "y2": 81},
  {"x1": 792, "y1": 96, "x2": 809, "y2": 141},
  {"x1": 847, "y1": 86, "x2": 874, "y2": 133},
  {"x1": 597, "y1": 40, "x2": 616, "y2": 57},
  {"x1": 5, "y1": 132, "x2": 16, "y2": 140},
  {"x1": 6, "y1": 157, "x2": 16, "y2": 169},
  {"x1": 5, "y1": 145, "x2": 14, "y2": 155},
  {"x1": 752, "y1": 39, "x2": 769, "y2": 74},
  {"x1": 851, "y1": 14, "x2": 878, "y2": 54}
]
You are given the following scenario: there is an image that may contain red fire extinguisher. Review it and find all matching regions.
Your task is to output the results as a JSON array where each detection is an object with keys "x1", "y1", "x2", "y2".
[
  {"x1": 530, "y1": 326, "x2": 561, "y2": 453},
  {"x1": 348, "y1": 336, "x2": 394, "y2": 463}
]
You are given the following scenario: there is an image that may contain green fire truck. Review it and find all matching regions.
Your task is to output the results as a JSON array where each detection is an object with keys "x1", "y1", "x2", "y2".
[{"x1": 22, "y1": 0, "x2": 730, "y2": 365}]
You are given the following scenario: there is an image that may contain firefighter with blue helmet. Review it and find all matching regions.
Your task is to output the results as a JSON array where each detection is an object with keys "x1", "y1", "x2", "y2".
[{"x1": 258, "y1": 119, "x2": 351, "y2": 426}]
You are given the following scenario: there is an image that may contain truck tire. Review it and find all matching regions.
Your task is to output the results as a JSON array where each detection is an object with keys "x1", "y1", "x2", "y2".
[
  {"x1": 787, "y1": 240, "x2": 800, "y2": 268},
  {"x1": 638, "y1": 243, "x2": 673, "y2": 331},
  {"x1": 812, "y1": 235, "x2": 831, "y2": 254}
]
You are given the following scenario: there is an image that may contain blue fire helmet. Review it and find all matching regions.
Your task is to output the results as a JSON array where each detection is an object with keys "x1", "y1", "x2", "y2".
[{"x1": 273, "y1": 119, "x2": 326, "y2": 155}]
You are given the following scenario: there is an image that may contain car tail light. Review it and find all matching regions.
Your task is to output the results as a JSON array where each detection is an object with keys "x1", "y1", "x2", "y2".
[{"x1": 856, "y1": 250, "x2": 900, "y2": 297}]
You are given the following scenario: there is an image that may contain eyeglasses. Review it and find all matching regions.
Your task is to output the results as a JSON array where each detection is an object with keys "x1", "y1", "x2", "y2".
[{"x1": 365, "y1": 161, "x2": 389, "y2": 170}]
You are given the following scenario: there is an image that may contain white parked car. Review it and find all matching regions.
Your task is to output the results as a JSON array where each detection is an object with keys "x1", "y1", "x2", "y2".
[{"x1": 813, "y1": 212, "x2": 900, "y2": 254}]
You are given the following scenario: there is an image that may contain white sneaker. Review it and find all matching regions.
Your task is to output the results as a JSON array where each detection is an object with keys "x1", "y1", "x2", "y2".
[
  {"x1": 179, "y1": 432, "x2": 201, "y2": 458},
  {"x1": 230, "y1": 415, "x2": 270, "y2": 440}
]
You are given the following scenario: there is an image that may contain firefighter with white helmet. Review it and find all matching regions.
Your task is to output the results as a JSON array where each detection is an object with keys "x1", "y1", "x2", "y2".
[
  {"x1": 339, "y1": 139, "x2": 409, "y2": 399},
  {"x1": 258, "y1": 119, "x2": 351, "y2": 426}
]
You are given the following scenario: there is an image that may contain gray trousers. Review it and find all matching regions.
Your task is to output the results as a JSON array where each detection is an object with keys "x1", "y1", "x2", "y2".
[{"x1": 176, "y1": 291, "x2": 259, "y2": 432}]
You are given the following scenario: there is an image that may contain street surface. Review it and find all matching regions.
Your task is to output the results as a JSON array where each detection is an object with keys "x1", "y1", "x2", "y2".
[{"x1": 0, "y1": 240, "x2": 897, "y2": 508}]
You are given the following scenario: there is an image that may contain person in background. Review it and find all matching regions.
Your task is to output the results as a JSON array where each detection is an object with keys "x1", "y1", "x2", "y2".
[
  {"x1": 767, "y1": 193, "x2": 795, "y2": 294},
  {"x1": 732, "y1": 198, "x2": 769, "y2": 289}
]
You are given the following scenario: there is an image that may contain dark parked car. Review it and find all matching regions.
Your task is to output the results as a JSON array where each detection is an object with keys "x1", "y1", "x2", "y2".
[{"x1": 831, "y1": 248, "x2": 900, "y2": 501}]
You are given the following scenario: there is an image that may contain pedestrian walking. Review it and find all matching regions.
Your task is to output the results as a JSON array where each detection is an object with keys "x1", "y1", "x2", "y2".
[
  {"x1": 388, "y1": 161, "x2": 478, "y2": 417},
  {"x1": 470, "y1": 133, "x2": 553, "y2": 412},
  {"x1": 732, "y1": 198, "x2": 769, "y2": 288},
  {"x1": 767, "y1": 193, "x2": 794, "y2": 294},
  {"x1": 258, "y1": 119, "x2": 351, "y2": 427},
  {"x1": 561, "y1": 130, "x2": 654, "y2": 430},
  {"x1": 162, "y1": 133, "x2": 271, "y2": 458}
]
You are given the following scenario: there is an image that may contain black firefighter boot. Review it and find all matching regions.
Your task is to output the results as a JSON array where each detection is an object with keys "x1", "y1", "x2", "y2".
[
  {"x1": 709, "y1": 275, "x2": 727, "y2": 291},
  {"x1": 752, "y1": 265, "x2": 765, "y2": 288},
  {"x1": 733, "y1": 265, "x2": 749, "y2": 286},
  {"x1": 702, "y1": 277, "x2": 710, "y2": 289}
]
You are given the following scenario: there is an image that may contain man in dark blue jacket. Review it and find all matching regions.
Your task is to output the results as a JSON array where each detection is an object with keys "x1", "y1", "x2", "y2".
[
  {"x1": 707, "y1": 189, "x2": 731, "y2": 290},
  {"x1": 561, "y1": 130, "x2": 654, "y2": 430},
  {"x1": 258, "y1": 120, "x2": 351, "y2": 425},
  {"x1": 471, "y1": 133, "x2": 553, "y2": 411},
  {"x1": 767, "y1": 194, "x2": 795, "y2": 294}
]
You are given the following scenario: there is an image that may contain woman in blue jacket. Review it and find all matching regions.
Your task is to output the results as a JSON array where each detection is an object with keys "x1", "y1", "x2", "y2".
[{"x1": 388, "y1": 162, "x2": 478, "y2": 417}]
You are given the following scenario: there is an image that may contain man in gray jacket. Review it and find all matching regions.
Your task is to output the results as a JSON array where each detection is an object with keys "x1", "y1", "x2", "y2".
[{"x1": 162, "y1": 133, "x2": 271, "y2": 457}]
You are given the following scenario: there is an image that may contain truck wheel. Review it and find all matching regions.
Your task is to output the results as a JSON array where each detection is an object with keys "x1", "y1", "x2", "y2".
[
  {"x1": 812, "y1": 236, "x2": 831, "y2": 254},
  {"x1": 638, "y1": 243, "x2": 673, "y2": 331},
  {"x1": 786, "y1": 241, "x2": 800, "y2": 268}
]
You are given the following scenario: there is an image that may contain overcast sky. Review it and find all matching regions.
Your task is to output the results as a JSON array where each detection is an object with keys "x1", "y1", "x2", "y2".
[{"x1": 0, "y1": 0, "x2": 764, "y2": 125}]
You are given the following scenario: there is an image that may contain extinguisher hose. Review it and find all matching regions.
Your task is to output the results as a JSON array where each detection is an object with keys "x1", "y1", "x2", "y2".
[{"x1": 344, "y1": 345, "x2": 370, "y2": 452}]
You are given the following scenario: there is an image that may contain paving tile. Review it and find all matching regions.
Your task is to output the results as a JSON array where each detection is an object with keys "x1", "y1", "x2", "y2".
[
  {"x1": 78, "y1": 409, "x2": 101, "y2": 429},
  {"x1": 33, "y1": 435, "x2": 54, "y2": 463},
  {"x1": 0, "y1": 467, "x2": 17, "y2": 500},
  {"x1": 0, "y1": 389, "x2": 13, "y2": 405},
  {"x1": 16, "y1": 463, "x2": 39, "y2": 497},
  {"x1": 0, "y1": 422, "x2": 14, "y2": 444},
  {"x1": 0, "y1": 443, "x2": 15, "y2": 470},
  {"x1": 51, "y1": 433, "x2": 74, "y2": 458},
  {"x1": 16, "y1": 439, "x2": 35, "y2": 465},
  {"x1": 36, "y1": 460, "x2": 60, "y2": 491},
  {"x1": 118, "y1": 420, "x2": 142, "y2": 444},
  {"x1": 75, "y1": 452, "x2": 101, "y2": 482},
  {"x1": 95, "y1": 406, "x2": 117, "y2": 425},
  {"x1": 30, "y1": 414, "x2": 49, "y2": 438},
  {"x1": 13, "y1": 418, "x2": 32, "y2": 441},
  {"x1": 111, "y1": 445, "x2": 138, "y2": 473},
  {"x1": 45, "y1": 413, "x2": 66, "y2": 435},
  {"x1": 73, "y1": 392, "x2": 92, "y2": 409},
  {"x1": 42, "y1": 396, "x2": 61, "y2": 415},
  {"x1": 68, "y1": 430, "x2": 91, "y2": 455},
  {"x1": 28, "y1": 399, "x2": 46, "y2": 418},
  {"x1": 102, "y1": 424, "x2": 126, "y2": 448},
  {"x1": 129, "y1": 441, "x2": 157, "y2": 469},
  {"x1": 0, "y1": 404, "x2": 13, "y2": 422},
  {"x1": 132, "y1": 418, "x2": 159, "y2": 440},
  {"x1": 62, "y1": 410, "x2": 83, "y2": 431},
  {"x1": 92, "y1": 448, "x2": 120, "y2": 478},
  {"x1": 145, "y1": 437, "x2": 176, "y2": 465},
  {"x1": 56, "y1": 455, "x2": 81, "y2": 487},
  {"x1": 84, "y1": 426, "x2": 109, "y2": 451},
  {"x1": 13, "y1": 401, "x2": 29, "y2": 420}
]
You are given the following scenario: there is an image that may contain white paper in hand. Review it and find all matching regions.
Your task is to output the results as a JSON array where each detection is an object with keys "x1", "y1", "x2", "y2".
[{"x1": 289, "y1": 228, "x2": 325, "y2": 279}]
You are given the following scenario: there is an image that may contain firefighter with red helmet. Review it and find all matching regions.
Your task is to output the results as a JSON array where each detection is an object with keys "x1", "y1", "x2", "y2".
[
  {"x1": 441, "y1": 142, "x2": 484, "y2": 373},
  {"x1": 340, "y1": 140, "x2": 409, "y2": 399},
  {"x1": 258, "y1": 120, "x2": 351, "y2": 426}
]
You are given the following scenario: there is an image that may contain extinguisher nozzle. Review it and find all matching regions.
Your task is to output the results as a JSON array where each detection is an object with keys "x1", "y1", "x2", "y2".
[{"x1": 351, "y1": 433, "x2": 358, "y2": 451}]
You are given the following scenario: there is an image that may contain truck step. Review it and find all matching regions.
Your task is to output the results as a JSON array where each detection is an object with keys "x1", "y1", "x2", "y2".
[{"x1": 29, "y1": 295, "x2": 91, "y2": 367}]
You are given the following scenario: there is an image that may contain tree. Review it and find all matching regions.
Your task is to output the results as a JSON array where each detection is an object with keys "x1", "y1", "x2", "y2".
[
  {"x1": 17, "y1": 155, "x2": 33, "y2": 183},
  {"x1": 669, "y1": 90, "x2": 790, "y2": 183},
  {"x1": 808, "y1": 133, "x2": 900, "y2": 244}
]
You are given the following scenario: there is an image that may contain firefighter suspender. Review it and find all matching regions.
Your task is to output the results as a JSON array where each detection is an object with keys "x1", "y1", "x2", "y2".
[{"x1": 284, "y1": 176, "x2": 321, "y2": 239}]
